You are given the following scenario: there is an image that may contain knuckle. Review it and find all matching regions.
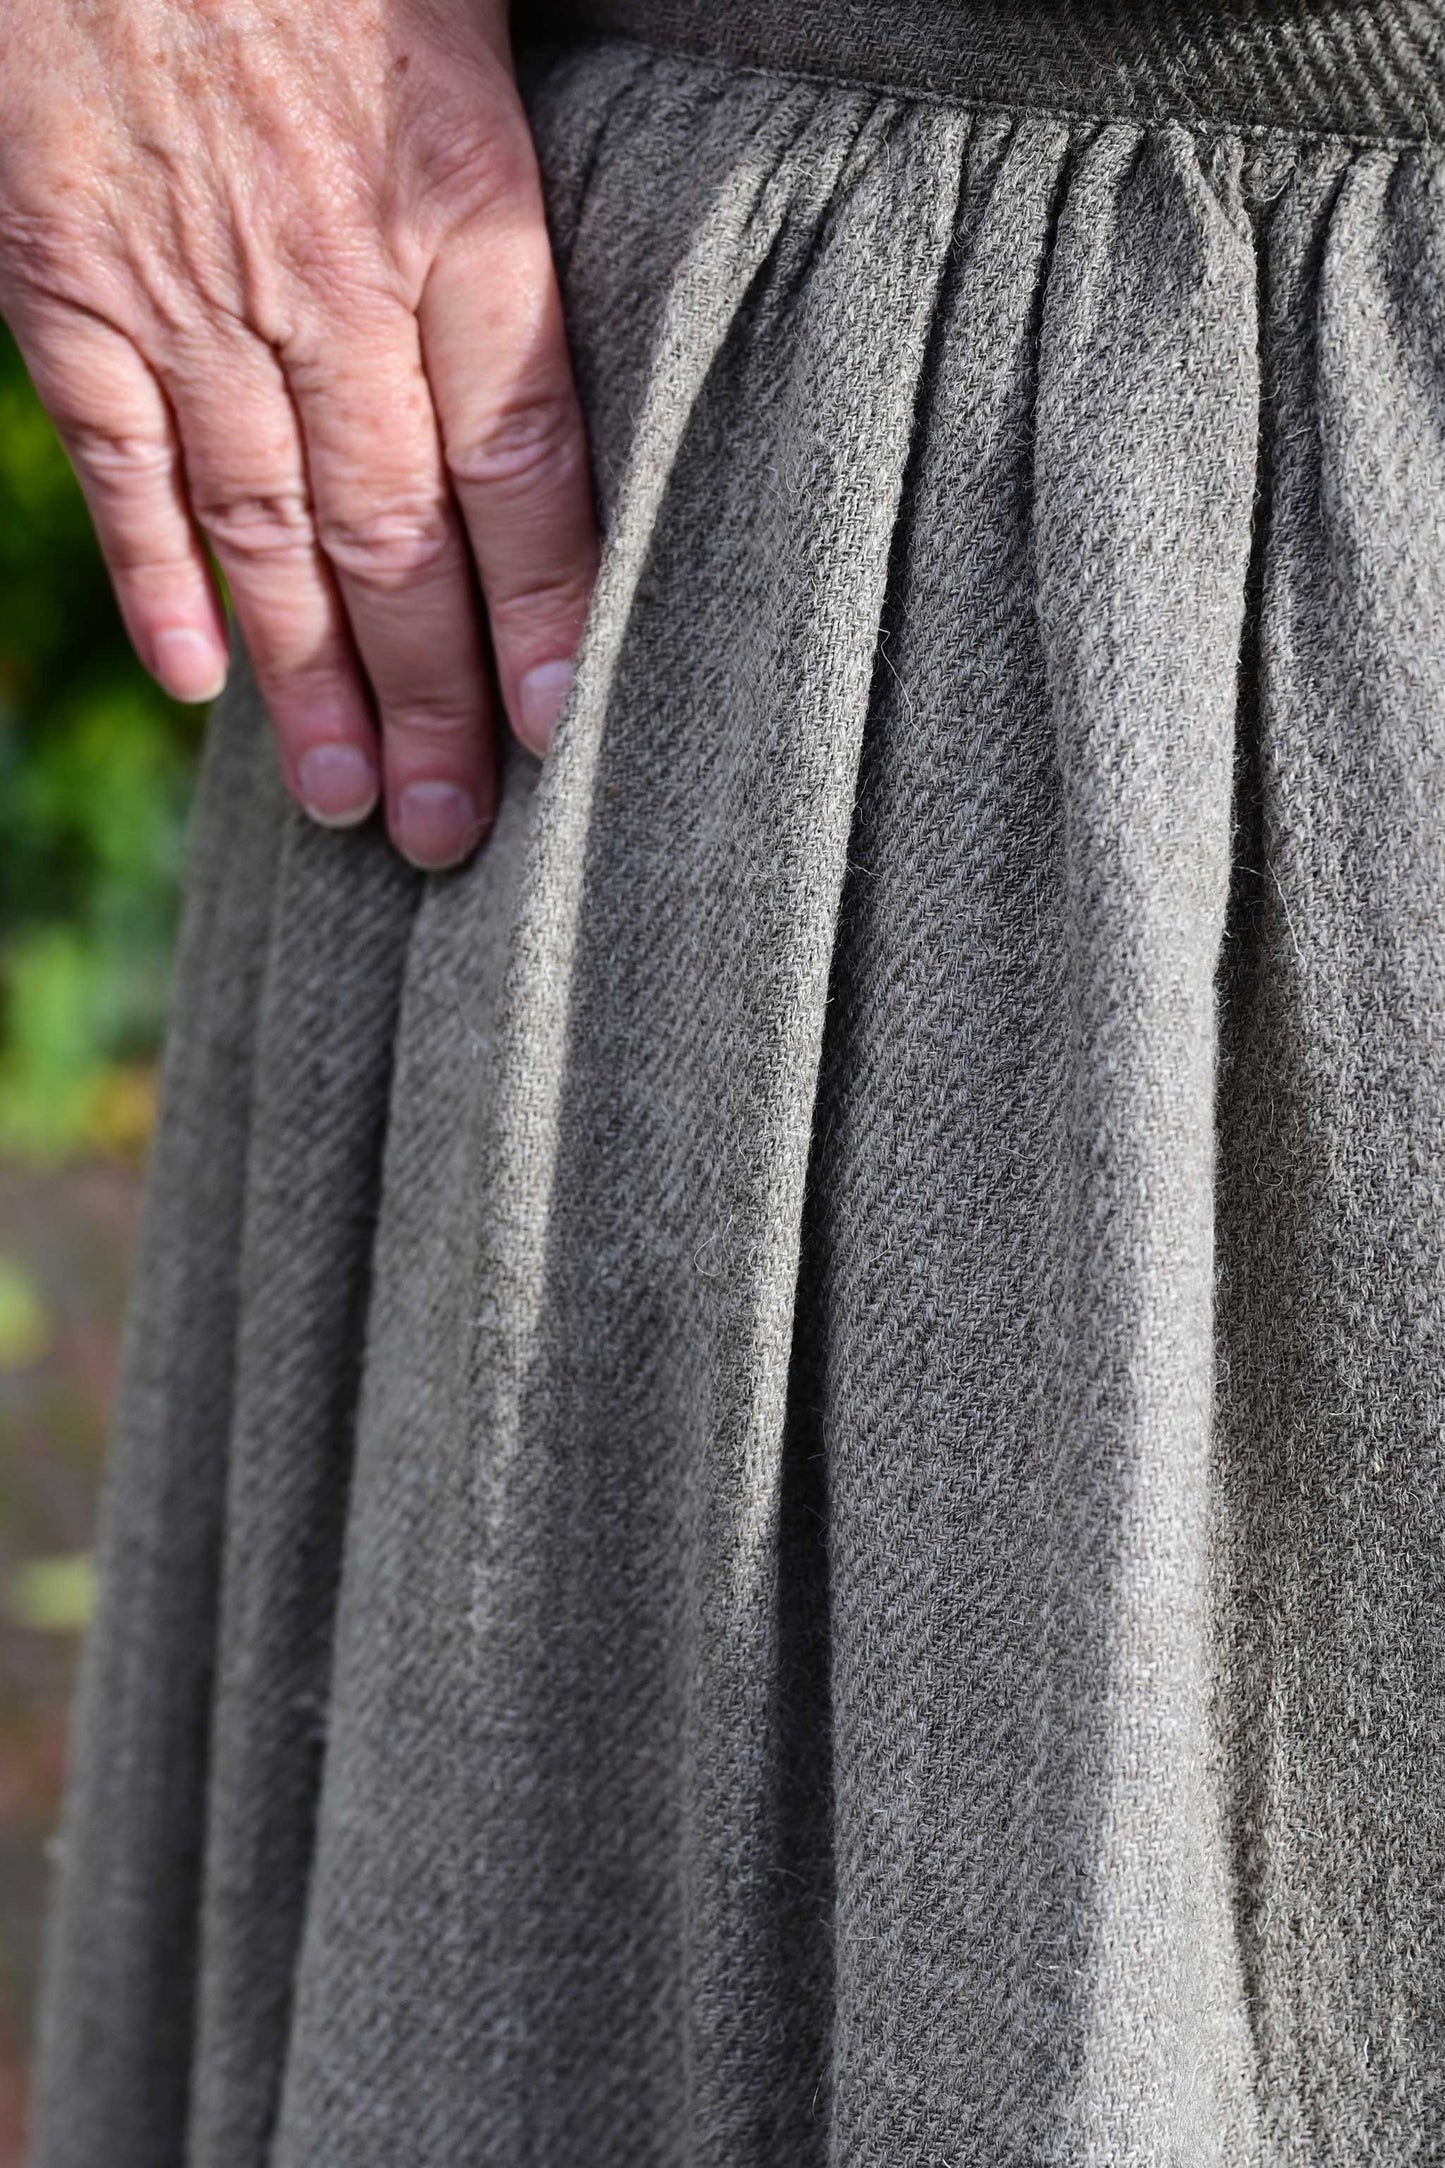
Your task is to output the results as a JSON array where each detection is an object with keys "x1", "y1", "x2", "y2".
[
  {"x1": 0, "y1": 204, "x2": 96, "y2": 305},
  {"x1": 488, "y1": 565, "x2": 594, "y2": 626},
  {"x1": 315, "y1": 502, "x2": 455, "y2": 589},
  {"x1": 445, "y1": 390, "x2": 582, "y2": 500},
  {"x1": 275, "y1": 246, "x2": 397, "y2": 331},
  {"x1": 194, "y1": 483, "x2": 315, "y2": 566},
  {"x1": 417, "y1": 105, "x2": 535, "y2": 221},
  {"x1": 63, "y1": 419, "x2": 175, "y2": 491},
  {"x1": 383, "y1": 699, "x2": 481, "y2": 745},
  {"x1": 256, "y1": 663, "x2": 356, "y2": 725}
]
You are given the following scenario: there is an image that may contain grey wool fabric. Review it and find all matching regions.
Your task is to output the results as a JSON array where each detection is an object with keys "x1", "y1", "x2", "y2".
[{"x1": 29, "y1": 2, "x2": 1445, "y2": 2162}]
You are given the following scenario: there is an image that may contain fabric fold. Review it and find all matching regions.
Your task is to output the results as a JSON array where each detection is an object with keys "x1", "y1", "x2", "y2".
[
  {"x1": 1211, "y1": 134, "x2": 1445, "y2": 2162},
  {"x1": 32, "y1": 680, "x2": 289, "y2": 2168},
  {"x1": 1031, "y1": 116, "x2": 1260, "y2": 2165},
  {"x1": 269, "y1": 79, "x2": 974, "y2": 2168},
  {"x1": 809, "y1": 110, "x2": 1261, "y2": 2168},
  {"x1": 184, "y1": 814, "x2": 422, "y2": 2168}
]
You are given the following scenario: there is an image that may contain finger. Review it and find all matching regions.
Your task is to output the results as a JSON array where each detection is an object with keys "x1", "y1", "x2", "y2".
[
  {"x1": 167, "y1": 337, "x2": 380, "y2": 829},
  {"x1": 419, "y1": 171, "x2": 597, "y2": 761},
  {"x1": 15, "y1": 308, "x2": 229, "y2": 704},
  {"x1": 285, "y1": 313, "x2": 496, "y2": 871}
]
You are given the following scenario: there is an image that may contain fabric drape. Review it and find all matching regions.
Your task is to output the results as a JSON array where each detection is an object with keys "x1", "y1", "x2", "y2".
[{"x1": 32, "y1": 17, "x2": 1445, "y2": 2165}]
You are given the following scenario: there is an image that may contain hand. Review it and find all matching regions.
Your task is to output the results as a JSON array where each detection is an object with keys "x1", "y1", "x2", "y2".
[{"x1": 0, "y1": 0, "x2": 597, "y2": 870}]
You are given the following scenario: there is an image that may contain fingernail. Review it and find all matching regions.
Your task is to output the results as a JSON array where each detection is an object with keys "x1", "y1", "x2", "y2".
[
  {"x1": 154, "y1": 627, "x2": 228, "y2": 704},
  {"x1": 395, "y1": 781, "x2": 481, "y2": 869},
  {"x1": 517, "y1": 660, "x2": 574, "y2": 754},
  {"x1": 298, "y1": 743, "x2": 379, "y2": 828}
]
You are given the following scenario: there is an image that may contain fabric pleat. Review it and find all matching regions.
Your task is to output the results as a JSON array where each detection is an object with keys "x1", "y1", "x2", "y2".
[{"x1": 31, "y1": 33, "x2": 1445, "y2": 2168}]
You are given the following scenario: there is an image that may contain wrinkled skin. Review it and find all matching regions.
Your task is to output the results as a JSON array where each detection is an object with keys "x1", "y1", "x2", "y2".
[{"x1": 0, "y1": 0, "x2": 597, "y2": 868}]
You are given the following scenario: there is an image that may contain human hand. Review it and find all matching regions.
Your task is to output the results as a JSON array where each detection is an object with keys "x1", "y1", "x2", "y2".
[{"x1": 0, "y1": 0, "x2": 596, "y2": 870}]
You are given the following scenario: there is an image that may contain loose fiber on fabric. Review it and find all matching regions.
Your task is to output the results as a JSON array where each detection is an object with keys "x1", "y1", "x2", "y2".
[{"x1": 30, "y1": 6, "x2": 1445, "y2": 2164}]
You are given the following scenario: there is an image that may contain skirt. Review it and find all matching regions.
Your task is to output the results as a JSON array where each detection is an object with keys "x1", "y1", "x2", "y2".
[{"x1": 31, "y1": 2, "x2": 1445, "y2": 2161}]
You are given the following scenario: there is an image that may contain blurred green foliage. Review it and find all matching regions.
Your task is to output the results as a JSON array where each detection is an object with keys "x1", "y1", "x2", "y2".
[{"x1": 0, "y1": 325, "x2": 202, "y2": 1162}]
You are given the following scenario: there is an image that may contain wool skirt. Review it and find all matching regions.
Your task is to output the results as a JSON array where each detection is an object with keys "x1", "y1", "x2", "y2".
[{"x1": 30, "y1": 2, "x2": 1445, "y2": 2162}]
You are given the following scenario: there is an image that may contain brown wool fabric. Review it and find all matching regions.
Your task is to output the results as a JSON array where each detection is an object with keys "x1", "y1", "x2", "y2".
[{"x1": 29, "y1": 3, "x2": 1445, "y2": 2162}]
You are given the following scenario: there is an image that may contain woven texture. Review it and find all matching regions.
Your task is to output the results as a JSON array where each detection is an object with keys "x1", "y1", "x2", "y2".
[{"x1": 30, "y1": 16, "x2": 1445, "y2": 2167}]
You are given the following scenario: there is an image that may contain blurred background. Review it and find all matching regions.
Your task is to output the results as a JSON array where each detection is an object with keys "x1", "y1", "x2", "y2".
[{"x1": 0, "y1": 321, "x2": 202, "y2": 2155}]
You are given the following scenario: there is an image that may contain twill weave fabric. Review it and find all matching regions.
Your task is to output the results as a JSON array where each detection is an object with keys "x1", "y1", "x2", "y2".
[{"x1": 30, "y1": 6, "x2": 1445, "y2": 2164}]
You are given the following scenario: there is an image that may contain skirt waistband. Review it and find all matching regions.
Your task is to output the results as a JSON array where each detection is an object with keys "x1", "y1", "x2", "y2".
[{"x1": 522, "y1": 0, "x2": 1445, "y2": 143}]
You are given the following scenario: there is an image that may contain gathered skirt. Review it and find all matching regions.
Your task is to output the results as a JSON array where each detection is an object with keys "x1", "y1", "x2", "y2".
[{"x1": 31, "y1": 2, "x2": 1445, "y2": 2161}]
